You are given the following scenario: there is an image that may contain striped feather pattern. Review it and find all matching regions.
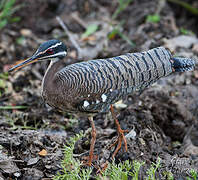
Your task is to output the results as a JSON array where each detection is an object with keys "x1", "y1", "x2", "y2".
[{"x1": 54, "y1": 47, "x2": 173, "y2": 113}]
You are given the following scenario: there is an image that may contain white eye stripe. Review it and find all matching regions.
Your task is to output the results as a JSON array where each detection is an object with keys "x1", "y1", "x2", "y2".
[
  {"x1": 49, "y1": 42, "x2": 62, "y2": 49},
  {"x1": 38, "y1": 42, "x2": 63, "y2": 55},
  {"x1": 40, "y1": 51, "x2": 67, "y2": 59}
]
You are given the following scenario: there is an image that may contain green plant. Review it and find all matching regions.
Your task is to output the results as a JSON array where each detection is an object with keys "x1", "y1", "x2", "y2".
[
  {"x1": 112, "y1": 0, "x2": 133, "y2": 20},
  {"x1": 146, "y1": 157, "x2": 161, "y2": 180},
  {"x1": 54, "y1": 136, "x2": 197, "y2": 180},
  {"x1": 180, "y1": 27, "x2": 194, "y2": 35},
  {"x1": 16, "y1": 36, "x2": 26, "y2": 45},
  {"x1": 146, "y1": 14, "x2": 160, "y2": 23},
  {"x1": 108, "y1": 20, "x2": 135, "y2": 47},
  {"x1": 0, "y1": 72, "x2": 8, "y2": 79},
  {"x1": 2, "y1": 111, "x2": 40, "y2": 131},
  {"x1": 131, "y1": 160, "x2": 145, "y2": 180},
  {"x1": 54, "y1": 132, "x2": 93, "y2": 180},
  {"x1": 0, "y1": 0, "x2": 21, "y2": 29},
  {"x1": 190, "y1": 169, "x2": 198, "y2": 180},
  {"x1": 0, "y1": 105, "x2": 28, "y2": 110},
  {"x1": 162, "y1": 171, "x2": 174, "y2": 180},
  {"x1": 54, "y1": 132, "x2": 170, "y2": 180},
  {"x1": 54, "y1": 132, "x2": 146, "y2": 180},
  {"x1": 167, "y1": 0, "x2": 198, "y2": 15},
  {"x1": 81, "y1": 24, "x2": 99, "y2": 39},
  {"x1": 0, "y1": 72, "x2": 9, "y2": 97},
  {"x1": 187, "y1": 169, "x2": 198, "y2": 180},
  {"x1": 108, "y1": 0, "x2": 135, "y2": 47},
  {"x1": 98, "y1": 160, "x2": 144, "y2": 180}
]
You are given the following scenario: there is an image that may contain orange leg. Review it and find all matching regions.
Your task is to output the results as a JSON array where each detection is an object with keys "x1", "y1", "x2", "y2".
[
  {"x1": 87, "y1": 116, "x2": 97, "y2": 166},
  {"x1": 110, "y1": 105, "x2": 128, "y2": 158}
]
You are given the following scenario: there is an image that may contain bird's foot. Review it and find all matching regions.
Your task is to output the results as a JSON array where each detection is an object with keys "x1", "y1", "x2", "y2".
[
  {"x1": 111, "y1": 128, "x2": 128, "y2": 158},
  {"x1": 82, "y1": 154, "x2": 98, "y2": 166},
  {"x1": 101, "y1": 161, "x2": 109, "y2": 172},
  {"x1": 96, "y1": 161, "x2": 109, "y2": 174},
  {"x1": 81, "y1": 116, "x2": 97, "y2": 166},
  {"x1": 110, "y1": 105, "x2": 128, "y2": 158}
]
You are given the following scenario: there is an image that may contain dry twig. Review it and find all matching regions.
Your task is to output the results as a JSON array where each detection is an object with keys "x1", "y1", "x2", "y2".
[{"x1": 56, "y1": 16, "x2": 84, "y2": 58}]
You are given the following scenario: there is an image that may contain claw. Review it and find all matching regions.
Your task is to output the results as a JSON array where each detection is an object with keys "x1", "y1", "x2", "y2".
[
  {"x1": 112, "y1": 128, "x2": 128, "y2": 158},
  {"x1": 82, "y1": 154, "x2": 98, "y2": 166},
  {"x1": 110, "y1": 105, "x2": 128, "y2": 158},
  {"x1": 96, "y1": 161, "x2": 109, "y2": 174}
]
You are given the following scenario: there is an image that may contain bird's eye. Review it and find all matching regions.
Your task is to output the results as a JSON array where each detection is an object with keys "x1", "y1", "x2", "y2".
[{"x1": 46, "y1": 48, "x2": 53, "y2": 54}]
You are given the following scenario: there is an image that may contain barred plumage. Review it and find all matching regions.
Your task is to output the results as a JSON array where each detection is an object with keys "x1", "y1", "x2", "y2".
[
  {"x1": 43, "y1": 47, "x2": 173, "y2": 113},
  {"x1": 9, "y1": 39, "x2": 195, "y2": 166}
]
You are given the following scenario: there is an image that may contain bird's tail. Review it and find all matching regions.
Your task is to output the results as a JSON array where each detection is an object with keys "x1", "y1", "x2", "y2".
[{"x1": 172, "y1": 57, "x2": 195, "y2": 72}]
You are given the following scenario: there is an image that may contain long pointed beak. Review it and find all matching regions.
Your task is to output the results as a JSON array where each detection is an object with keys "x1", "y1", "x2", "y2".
[{"x1": 8, "y1": 55, "x2": 39, "y2": 72}]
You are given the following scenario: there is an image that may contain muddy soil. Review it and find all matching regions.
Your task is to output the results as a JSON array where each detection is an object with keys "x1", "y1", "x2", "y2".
[{"x1": 0, "y1": 0, "x2": 198, "y2": 179}]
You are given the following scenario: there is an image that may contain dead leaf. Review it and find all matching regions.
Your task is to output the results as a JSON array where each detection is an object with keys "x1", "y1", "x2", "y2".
[
  {"x1": 20, "y1": 29, "x2": 32, "y2": 37},
  {"x1": 113, "y1": 100, "x2": 127, "y2": 109},
  {"x1": 81, "y1": 35, "x2": 96, "y2": 42},
  {"x1": 38, "y1": 149, "x2": 47, "y2": 156},
  {"x1": 69, "y1": 50, "x2": 77, "y2": 59}
]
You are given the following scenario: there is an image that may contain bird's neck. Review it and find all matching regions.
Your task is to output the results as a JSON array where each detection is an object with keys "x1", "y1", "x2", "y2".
[{"x1": 42, "y1": 59, "x2": 63, "y2": 93}]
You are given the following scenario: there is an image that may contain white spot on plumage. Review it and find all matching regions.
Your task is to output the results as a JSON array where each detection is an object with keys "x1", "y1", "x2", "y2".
[
  {"x1": 96, "y1": 100, "x2": 100, "y2": 104},
  {"x1": 83, "y1": 101, "x2": 89, "y2": 108},
  {"x1": 110, "y1": 89, "x2": 113, "y2": 92},
  {"x1": 101, "y1": 94, "x2": 107, "y2": 102}
]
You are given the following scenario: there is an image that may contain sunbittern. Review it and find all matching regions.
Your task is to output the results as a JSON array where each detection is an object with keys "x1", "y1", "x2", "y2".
[{"x1": 9, "y1": 40, "x2": 195, "y2": 166}]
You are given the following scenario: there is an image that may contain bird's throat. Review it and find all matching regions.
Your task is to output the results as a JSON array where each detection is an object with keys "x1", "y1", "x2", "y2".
[{"x1": 41, "y1": 59, "x2": 63, "y2": 95}]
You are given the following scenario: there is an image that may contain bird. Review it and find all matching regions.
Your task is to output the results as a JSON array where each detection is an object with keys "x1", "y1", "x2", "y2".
[{"x1": 9, "y1": 39, "x2": 195, "y2": 166}]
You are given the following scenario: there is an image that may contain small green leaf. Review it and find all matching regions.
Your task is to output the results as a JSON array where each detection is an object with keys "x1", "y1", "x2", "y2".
[
  {"x1": 0, "y1": 72, "x2": 8, "y2": 79},
  {"x1": 108, "y1": 28, "x2": 119, "y2": 40},
  {"x1": 81, "y1": 24, "x2": 98, "y2": 38},
  {"x1": 180, "y1": 27, "x2": 194, "y2": 35},
  {"x1": 0, "y1": 0, "x2": 21, "y2": 29},
  {"x1": 0, "y1": 105, "x2": 28, "y2": 110},
  {"x1": 122, "y1": 172, "x2": 128, "y2": 180},
  {"x1": 180, "y1": 27, "x2": 189, "y2": 35},
  {"x1": 117, "y1": 30, "x2": 135, "y2": 47},
  {"x1": 190, "y1": 169, "x2": 197, "y2": 180},
  {"x1": 112, "y1": 0, "x2": 133, "y2": 20},
  {"x1": 0, "y1": 79, "x2": 6, "y2": 88},
  {"x1": 16, "y1": 36, "x2": 25, "y2": 45},
  {"x1": 167, "y1": 0, "x2": 198, "y2": 15},
  {"x1": 146, "y1": 14, "x2": 160, "y2": 23},
  {"x1": 108, "y1": 24, "x2": 135, "y2": 47},
  {"x1": 0, "y1": 19, "x2": 7, "y2": 28},
  {"x1": 10, "y1": 16, "x2": 20, "y2": 22}
]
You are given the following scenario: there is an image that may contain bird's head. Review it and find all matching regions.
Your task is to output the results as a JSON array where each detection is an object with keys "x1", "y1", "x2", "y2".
[{"x1": 9, "y1": 39, "x2": 67, "y2": 72}]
